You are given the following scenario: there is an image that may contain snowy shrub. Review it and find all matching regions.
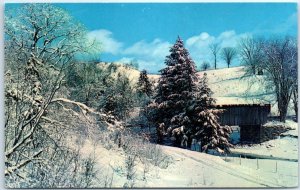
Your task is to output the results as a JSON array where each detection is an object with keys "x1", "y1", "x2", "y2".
[
  {"x1": 5, "y1": 150, "x2": 99, "y2": 188},
  {"x1": 120, "y1": 131, "x2": 173, "y2": 169},
  {"x1": 142, "y1": 143, "x2": 172, "y2": 169},
  {"x1": 125, "y1": 154, "x2": 137, "y2": 180}
]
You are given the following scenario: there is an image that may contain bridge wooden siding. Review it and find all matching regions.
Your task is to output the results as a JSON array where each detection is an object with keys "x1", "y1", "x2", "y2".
[{"x1": 215, "y1": 104, "x2": 271, "y2": 143}]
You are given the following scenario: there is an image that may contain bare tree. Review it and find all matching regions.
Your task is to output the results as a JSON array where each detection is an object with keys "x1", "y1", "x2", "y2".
[
  {"x1": 257, "y1": 37, "x2": 297, "y2": 122},
  {"x1": 239, "y1": 37, "x2": 263, "y2": 75},
  {"x1": 4, "y1": 4, "x2": 100, "y2": 187},
  {"x1": 209, "y1": 43, "x2": 220, "y2": 69},
  {"x1": 221, "y1": 47, "x2": 237, "y2": 68}
]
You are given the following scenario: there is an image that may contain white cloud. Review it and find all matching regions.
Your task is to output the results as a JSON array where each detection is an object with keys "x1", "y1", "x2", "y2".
[
  {"x1": 120, "y1": 39, "x2": 172, "y2": 73},
  {"x1": 186, "y1": 30, "x2": 251, "y2": 68},
  {"x1": 87, "y1": 29, "x2": 170, "y2": 73},
  {"x1": 123, "y1": 38, "x2": 171, "y2": 59},
  {"x1": 88, "y1": 29, "x2": 123, "y2": 55},
  {"x1": 186, "y1": 32, "x2": 214, "y2": 47},
  {"x1": 217, "y1": 30, "x2": 250, "y2": 47}
]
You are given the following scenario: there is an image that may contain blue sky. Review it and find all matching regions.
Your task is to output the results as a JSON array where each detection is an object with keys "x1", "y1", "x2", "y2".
[{"x1": 6, "y1": 3, "x2": 298, "y2": 73}]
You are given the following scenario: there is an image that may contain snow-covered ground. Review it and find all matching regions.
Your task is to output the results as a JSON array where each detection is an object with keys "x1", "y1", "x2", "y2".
[
  {"x1": 232, "y1": 120, "x2": 298, "y2": 161},
  {"x1": 77, "y1": 129, "x2": 298, "y2": 188},
  {"x1": 161, "y1": 146, "x2": 298, "y2": 188},
  {"x1": 73, "y1": 108, "x2": 297, "y2": 187}
]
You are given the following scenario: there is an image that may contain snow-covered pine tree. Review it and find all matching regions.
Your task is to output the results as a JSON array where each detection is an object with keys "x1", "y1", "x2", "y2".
[
  {"x1": 188, "y1": 73, "x2": 232, "y2": 153},
  {"x1": 194, "y1": 73, "x2": 215, "y2": 108},
  {"x1": 137, "y1": 69, "x2": 152, "y2": 97},
  {"x1": 150, "y1": 36, "x2": 197, "y2": 144},
  {"x1": 148, "y1": 37, "x2": 232, "y2": 153}
]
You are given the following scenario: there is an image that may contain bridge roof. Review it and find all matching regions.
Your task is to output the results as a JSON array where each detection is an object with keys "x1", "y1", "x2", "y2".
[{"x1": 216, "y1": 104, "x2": 271, "y2": 107}]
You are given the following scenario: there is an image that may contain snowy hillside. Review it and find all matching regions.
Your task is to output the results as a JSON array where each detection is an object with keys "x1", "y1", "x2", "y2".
[
  {"x1": 148, "y1": 66, "x2": 294, "y2": 116},
  {"x1": 197, "y1": 66, "x2": 268, "y2": 105},
  {"x1": 97, "y1": 62, "x2": 141, "y2": 84}
]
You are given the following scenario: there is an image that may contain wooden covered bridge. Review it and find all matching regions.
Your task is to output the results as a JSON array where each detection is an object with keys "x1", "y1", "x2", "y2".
[{"x1": 216, "y1": 104, "x2": 271, "y2": 143}]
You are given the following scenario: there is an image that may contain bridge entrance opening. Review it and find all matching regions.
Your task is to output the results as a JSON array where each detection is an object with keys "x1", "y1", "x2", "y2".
[{"x1": 229, "y1": 126, "x2": 240, "y2": 144}]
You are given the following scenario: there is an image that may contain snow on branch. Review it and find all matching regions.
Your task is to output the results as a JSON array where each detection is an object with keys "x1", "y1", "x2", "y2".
[
  {"x1": 51, "y1": 98, "x2": 124, "y2": 129},
  {"x1": 5, "y1": 149, "x2": 43, "y2": 176}
]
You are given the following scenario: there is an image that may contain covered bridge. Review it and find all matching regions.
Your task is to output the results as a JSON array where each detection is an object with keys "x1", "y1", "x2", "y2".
[{"x1": 215, "y1": 104, "x2": 271, "y2": 143}]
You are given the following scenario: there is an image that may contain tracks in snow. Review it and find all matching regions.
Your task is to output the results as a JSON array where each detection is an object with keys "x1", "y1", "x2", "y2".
[{"x1": 162, "y1": 146, "x2": 284, "y2": 187}]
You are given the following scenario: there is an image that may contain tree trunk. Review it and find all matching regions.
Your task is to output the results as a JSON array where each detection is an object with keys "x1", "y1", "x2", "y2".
[
  {"x1": 279, "y1": 110, "x2": 287, "y2": 122},
  {"x1": 294, "y1": 102, "x2": 298, "y2": 121},
  {"x1": 214, "y1": 57, "x2": 217, "y2": 69},
  {"x1": 292, "y1": 89, "x2": 298, "y2": 121},
  {"x1": 278, "y1": 99, "x2": 289, "y2": 122},
  {"x1": 252, "y1": 64, "x2": 256, "y2": 75}
]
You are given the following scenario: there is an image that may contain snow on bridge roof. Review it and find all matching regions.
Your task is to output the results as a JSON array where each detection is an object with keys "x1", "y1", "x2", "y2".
[{"x1": 215, "y1": 104, "x2": 271, "y2": 107}]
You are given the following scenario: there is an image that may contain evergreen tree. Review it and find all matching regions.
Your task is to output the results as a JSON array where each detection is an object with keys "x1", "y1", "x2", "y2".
[
  {"x1": 188, "y1": 73, "x2": 232, "y2": 153},
  {"x1": 148, "y1": 37, "x2": 232, "y2": 153},
  {"x1": 137, "y1": 70, "x2": 152, "y2": 97},
  {"x1": 149, "y1": 36, "x2": 197, "y2": 144}
]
